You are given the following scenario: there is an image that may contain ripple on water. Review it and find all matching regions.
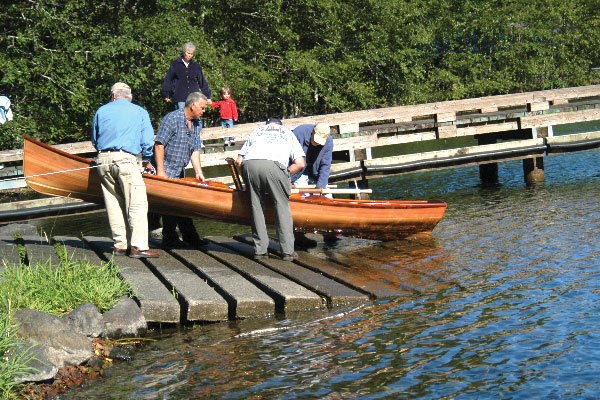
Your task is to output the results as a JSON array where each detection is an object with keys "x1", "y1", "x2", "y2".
[{"x1": 55, "y1": 151, "x2": 600, "y2": 399}]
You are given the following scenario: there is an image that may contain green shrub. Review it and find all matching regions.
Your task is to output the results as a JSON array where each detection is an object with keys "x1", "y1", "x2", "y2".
[
  {"x1": 0, "y1": 256, "x2": 132, "y2": 317},
  {"x1": 0, "y1": 307, "x2": 34, "y2": 400}
]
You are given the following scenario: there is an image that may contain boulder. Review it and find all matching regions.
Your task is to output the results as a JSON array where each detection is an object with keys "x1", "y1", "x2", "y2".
[
  {"x1": 8, "y1": 341, "x2": 58, "y2": 383},
  {"x1": 62, "y1": 302, "x2": 104, "y2": 338},
  {"x1": 14, "y1": 309, "x2": 93, "y2": 369},
  {"x1": 102, "y1": 297, "x2": 147, "y2": 338}
]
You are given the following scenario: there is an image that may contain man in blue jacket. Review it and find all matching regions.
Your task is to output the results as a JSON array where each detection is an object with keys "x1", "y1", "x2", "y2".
[
  {"x1": 291, "y1": 123, "x2": 335, "y2": 247},
  {"x1": 291, "y1": 123, "x2": 333, "y2": 190},
  {"x1": 162, "y1": 42, "x2": 212, "y2": 110}
]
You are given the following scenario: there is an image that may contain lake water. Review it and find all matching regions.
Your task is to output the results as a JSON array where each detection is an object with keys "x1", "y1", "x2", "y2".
[{"x1": 36, "y1": 148, "x2": 600, "y2": 399}]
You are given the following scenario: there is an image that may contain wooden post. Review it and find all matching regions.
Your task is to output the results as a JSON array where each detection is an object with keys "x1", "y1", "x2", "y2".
[
  {"x1": 351, "y1": 149, "x2": 370, "y2": 199},
  {"x1": 479, "y1": 163, "x2": 499, "y2": 186},
  {"x1": 522, "y1": 127, "x2": 547, "y2": 184},
  {"x1": 477, "y1": 136, "x2": 499, "y2": 185},
  {"x1": 523, "y1": 157, "x2": 544, "y2": 184}
]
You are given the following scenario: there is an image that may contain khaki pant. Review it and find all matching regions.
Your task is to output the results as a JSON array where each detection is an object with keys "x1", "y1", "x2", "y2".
[{"x1": 96, "y1": 152, "x2": 149, "y2": 251}]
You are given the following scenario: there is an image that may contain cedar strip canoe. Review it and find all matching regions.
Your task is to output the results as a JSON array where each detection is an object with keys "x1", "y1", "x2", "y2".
[{"x1": 23, "y1": 136, "x2": 447, "y2": 240}]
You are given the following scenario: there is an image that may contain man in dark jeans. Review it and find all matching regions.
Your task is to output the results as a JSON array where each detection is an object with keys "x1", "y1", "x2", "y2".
[{"x1": 154, "y1": 92, "x2": 210, "y2": 247}]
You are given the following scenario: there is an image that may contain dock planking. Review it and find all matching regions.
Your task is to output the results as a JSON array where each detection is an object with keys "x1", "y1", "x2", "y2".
[
  {"x1": 201, "y1": 239, "x2": 324, "y2": 314},
  {"x1": 143, "y1": 250, "x2": 229, "y2": 322},
  {"x1": 235, "y1": 234, "x2": 410, "y2": 299},
  {"x1": 0, "y1": 243, "x2": 20, "y2": 268},
  {"x1": 168, "y1": 247, "x2": 276, "y2": 319},
  {"x1": 0, "y1": 232, "x2": 433, "y2": 324},
  {"x1": 83, "y1": 236, "x2": 181, "y2": 324},
  {"x1": 18, "y1": 235, "x2": 61, "y2": 266},
  {"x1": 52, "y1": 236, "x2": 104, "y2": 263},
  {"x1": 209, "y1": 236, "x2": 369, "y2": 308}
]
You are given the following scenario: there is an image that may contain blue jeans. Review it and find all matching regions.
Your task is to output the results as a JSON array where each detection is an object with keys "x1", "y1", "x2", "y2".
[
  {"x1": 221, "y1": 119, "x2": 234, "y2": 128},
  {"x1": 291, "y1": 172, "x2": 311, "y2": 186}
]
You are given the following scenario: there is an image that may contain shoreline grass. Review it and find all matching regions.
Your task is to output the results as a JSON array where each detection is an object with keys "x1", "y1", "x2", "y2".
[
  {"x1": 0, "y1": 307, "x2": 35, "y2": 400},
  {"x1": 0, "y1": 242, "x2": 132, "y2": 399}
]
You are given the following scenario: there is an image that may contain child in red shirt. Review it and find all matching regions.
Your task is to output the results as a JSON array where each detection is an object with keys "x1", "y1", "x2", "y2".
[{"x1": 211, "y1": 86, "x2": 238, "y2": 145}]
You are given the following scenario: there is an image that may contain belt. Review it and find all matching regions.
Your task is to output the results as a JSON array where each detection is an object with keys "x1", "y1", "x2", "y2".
[{"x1": 98, "y1": 149, "x2": 133, "y2": 155}]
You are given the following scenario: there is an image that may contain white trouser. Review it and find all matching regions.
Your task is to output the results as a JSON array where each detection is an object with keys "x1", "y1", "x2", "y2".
[{"x1": 96, "y1": 152, "x2": 149, "y2": 251}]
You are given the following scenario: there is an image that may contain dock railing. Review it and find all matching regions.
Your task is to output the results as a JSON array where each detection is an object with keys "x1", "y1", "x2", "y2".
[{"x1": 2, "y1": 84, "x2": 600, "y2": 189}]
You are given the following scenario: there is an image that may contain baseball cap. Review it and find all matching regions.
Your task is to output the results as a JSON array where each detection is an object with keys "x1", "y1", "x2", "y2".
[
  {"x1": 313, "y1": 123, "x2": 330, "y2": 146},
  {"x1": 266, "y1": 117, "x2": 283, "y2": 125}
]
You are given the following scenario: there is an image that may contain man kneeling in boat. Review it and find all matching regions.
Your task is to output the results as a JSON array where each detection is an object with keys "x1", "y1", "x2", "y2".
[
  {"x1": 91, "y1": 82, "x2": 160, "y2": 258},
  {"x1": 291, "y1": 122, "x2": 333, "y2": 195}
]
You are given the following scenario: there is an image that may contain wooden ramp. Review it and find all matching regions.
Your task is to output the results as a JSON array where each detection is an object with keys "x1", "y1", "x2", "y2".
[{"x1": 0, "y1": 233, "x2": 439, "y2": 324}]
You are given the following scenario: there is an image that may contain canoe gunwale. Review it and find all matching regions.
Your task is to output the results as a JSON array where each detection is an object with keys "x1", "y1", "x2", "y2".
[{"x1": 23, "y1": 136, "x2": 448, "y2": 239}]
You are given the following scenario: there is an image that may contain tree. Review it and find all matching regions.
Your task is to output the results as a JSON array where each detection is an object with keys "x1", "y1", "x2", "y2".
[{"x1": 0, "y1": 0, "x2": 598, "y2": 150}]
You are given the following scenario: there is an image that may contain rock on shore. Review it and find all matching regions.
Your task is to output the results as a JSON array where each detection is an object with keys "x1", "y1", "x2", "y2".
[{"x1": 9, "y1": 297, "x2": 146, "y2": 383}]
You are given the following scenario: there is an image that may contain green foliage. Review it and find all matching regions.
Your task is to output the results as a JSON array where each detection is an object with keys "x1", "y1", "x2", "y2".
[
  {"x1": 0, "y1": 0, "x2": 598, "y2": 149},
  {"x1": 0, "y1": 256, "x2": 132, "y2": 316},
  {"x1": 0, "y1": 307, "x2": 34, "y2": 400}
]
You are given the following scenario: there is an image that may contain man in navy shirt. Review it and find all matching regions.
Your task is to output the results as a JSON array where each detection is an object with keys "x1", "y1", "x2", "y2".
[
  {"x1": 92, "y1": 82, "x2": 159, "y2": 258},
  {"x1": 291, "y1": 123, "x2": 335, "y2": 247},
  {"x1": 291, "y1": 123, "x2": 333, "y2": 190}
]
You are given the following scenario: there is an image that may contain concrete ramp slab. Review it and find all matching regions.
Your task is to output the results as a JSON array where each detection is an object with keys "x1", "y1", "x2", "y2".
[
  {"x1": 169, "y1": 247, "x2": 275, "y2": 319},
  {"x1": 203, "y1": 238, "x2": 323, "y2": 314},
  {"x1": 144, "y1": 250, "x2": 229, "y2": 322},
  {"x1": 211, "y1": 236, "x2": 367, "y2": 308}
]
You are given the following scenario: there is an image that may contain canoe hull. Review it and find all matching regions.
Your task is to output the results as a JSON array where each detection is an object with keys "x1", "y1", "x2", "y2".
[{"x1": 23, "y1": 136, "x2": 447, "y2": 240}]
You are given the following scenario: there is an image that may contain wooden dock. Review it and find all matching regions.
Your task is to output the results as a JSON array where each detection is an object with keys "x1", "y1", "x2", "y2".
[
  {"x1": 0, "y1": 233, "x2": 430, "y2": 324},
  {"x1": 2, "y1": 84, "x2": 600, "y2": 191}
]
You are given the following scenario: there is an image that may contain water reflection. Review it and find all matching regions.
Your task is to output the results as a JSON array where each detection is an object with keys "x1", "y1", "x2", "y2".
[{"x1": 46, "y1": 150, "x2": 600, "y2": 398}]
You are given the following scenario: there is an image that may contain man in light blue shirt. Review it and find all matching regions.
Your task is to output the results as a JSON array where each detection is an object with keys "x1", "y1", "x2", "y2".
[{"x1": 92, "y1": 82, "x2": 159, "y2": 258}]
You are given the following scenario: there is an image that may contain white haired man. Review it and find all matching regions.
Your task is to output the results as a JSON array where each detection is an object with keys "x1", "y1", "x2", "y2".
[{"x1": 92, "y1": 82, "x2": 160, "y2": 258}]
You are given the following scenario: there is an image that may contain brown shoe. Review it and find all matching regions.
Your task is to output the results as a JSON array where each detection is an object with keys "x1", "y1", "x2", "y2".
[
  {"x1": 113, "y1": 247, "x2": 128, "y2": 256},
  {"x1": 129, "y1": 247, "x2": 160, "y2": 259}
]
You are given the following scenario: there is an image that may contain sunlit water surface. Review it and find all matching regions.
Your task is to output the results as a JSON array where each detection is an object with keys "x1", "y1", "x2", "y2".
[{"x1": 33, "y1": 150, "x2": 599, "y2": 399}]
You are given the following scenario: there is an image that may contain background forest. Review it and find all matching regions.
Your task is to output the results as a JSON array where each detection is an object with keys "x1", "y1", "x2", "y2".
[{"x1": 1, "y1": 0, "x2": 599, "y2": 150}]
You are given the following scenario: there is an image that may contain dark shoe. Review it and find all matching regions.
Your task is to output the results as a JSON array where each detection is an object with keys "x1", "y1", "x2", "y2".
[
  {"x1": 254, "y1": 253, "x2": 269, "y2": 260},
  {"x1": 113, "y1": 247, "x2": 128, "y2": 256},
  {"x1": 294, "y1": 232, "x2": 317, "y2": 249},
  {"x1": 281, "y1": 252, "x2": 297, "y2": 262},
  {"x1": 323, "y1": 233, "x2": 340, "y2": 244},
  {"x1": 129, "y1": 247, "x2": 160, "y2": 258},
  {"x1": 162, "y1": 238, "x2": 187, "y2": 248},
  {"x1": 186, "y1": 237, "x2": 210, "y2": 247}
]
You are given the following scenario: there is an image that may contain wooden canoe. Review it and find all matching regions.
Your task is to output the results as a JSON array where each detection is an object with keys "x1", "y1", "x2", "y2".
[{"x1": 23, "y1": 136, "x2": 447, "y2": 240}]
